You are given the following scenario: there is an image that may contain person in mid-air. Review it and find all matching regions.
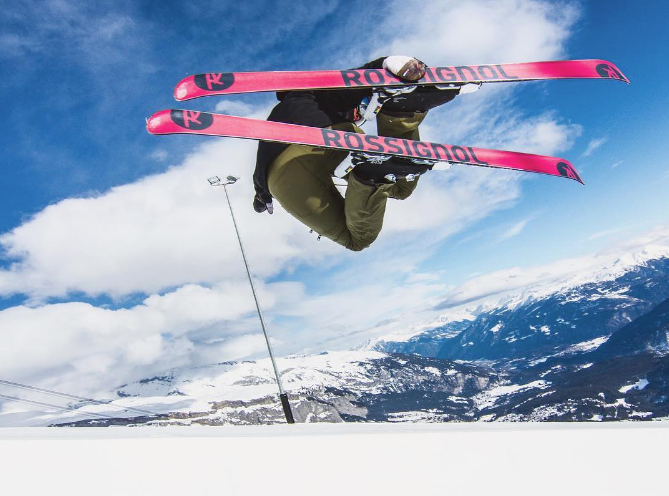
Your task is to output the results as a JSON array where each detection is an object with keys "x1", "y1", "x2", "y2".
[{"x1": 252, "y1": 56, "x2": 478, "y2": 251}]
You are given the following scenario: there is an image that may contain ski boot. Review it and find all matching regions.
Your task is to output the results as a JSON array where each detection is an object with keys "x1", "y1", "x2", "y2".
[{"x1": 349, "y1": 152, "x2": 434, "y2": 185}]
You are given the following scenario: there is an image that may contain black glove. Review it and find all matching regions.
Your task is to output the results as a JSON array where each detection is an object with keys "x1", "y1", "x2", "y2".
[{"x1": 253, "y1": 193, "x2": 274, "y2": 214}]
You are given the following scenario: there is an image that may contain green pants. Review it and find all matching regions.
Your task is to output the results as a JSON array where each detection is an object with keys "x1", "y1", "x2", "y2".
[{"x1": 267, "y1": 112, "x2": 426, "y2": 251}]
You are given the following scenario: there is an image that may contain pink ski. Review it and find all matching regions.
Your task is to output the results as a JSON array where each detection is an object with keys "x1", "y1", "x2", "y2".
[
  {"x1": 146, "y1": 109, "x2": 584, "y2": 184},
  {"x1": 174, "y1": 59, "x2": 628, "y2": 101}
]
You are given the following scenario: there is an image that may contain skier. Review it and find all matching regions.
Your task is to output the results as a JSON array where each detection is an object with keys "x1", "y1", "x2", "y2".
[{"x1": 252, "y1": 56, "x2": 478, "y2": 251}]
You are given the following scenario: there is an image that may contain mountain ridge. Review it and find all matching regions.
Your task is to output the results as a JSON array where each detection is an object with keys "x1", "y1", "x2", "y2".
[{"x1": 8, "y1": 248, "x2": 669, "y2": 427}]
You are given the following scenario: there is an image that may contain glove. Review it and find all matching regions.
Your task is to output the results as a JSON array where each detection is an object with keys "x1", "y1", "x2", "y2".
[
  {"x1": 383, "y1": 56, "x2": 427, "y2": 82},
  {"x1": 253, "y1": 193, "x2": 274, "y2": 214}
]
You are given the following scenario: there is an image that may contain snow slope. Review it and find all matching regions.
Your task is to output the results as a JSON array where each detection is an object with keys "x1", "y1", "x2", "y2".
[{"x1": 0, "y1": 423, "x2": 666, "y2": 496}]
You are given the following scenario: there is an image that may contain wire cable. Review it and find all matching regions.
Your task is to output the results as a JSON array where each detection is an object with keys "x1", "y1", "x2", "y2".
[
  {"x1": 0, "y1": 393, "x2": 117, "y2": 420},
  {"x1": 0, "y1": 379, "x2": 157, "y2": 417}
]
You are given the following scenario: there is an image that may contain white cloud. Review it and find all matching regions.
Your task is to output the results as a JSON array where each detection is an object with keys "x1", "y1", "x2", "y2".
[
  {"x1": 0, "y1": 0, "x2": 591, "y2": 401},
  {"x1": 363, "y1": 0, "x2": 583, "y2": 245},
  {"x1": 498, "y1": 219, "x2": 530, "y2": 242},
  {"x1": 378, "y1": 0, "x2": 578, "y2": 64},
  {"x1": 214, "y1": 100, "x2": 261, "y2": 117},
  {"x1": 0, "y1": 273, "x2": 448, "y2": 398},
  {"x1": 1, "y1": 0, "x2": 583, "y2": 302},
  {"x1": 151, "y1": 149, "x2": 169, "y2": 162},
  {"x1": 586, "y1": 226, "x2": 629, "y2": 241},
  {"x1": 0, "y1": 111, "x2": 579, "y2": 303},
  {"x1": 435, "y1": 224, "x2": 669, "y2": 309},
  {"x1": 582, "y1": 137, "x2": 608, "y2": 157},
  {"x1": 310, "y1": 223, "x2": 669, "y2": 351},
  {"x1": 0, "y1": 137, "x2": 333, "y2": 300},
  {"x1": 0, "y1": 0, "x2": 138, "y2": 66},
  {"x1": 406, "y1": 272, "x2": 442, "y2": 284},
  {"x1": 0, "y1": 282, "x2": 276, "y2": 397}
]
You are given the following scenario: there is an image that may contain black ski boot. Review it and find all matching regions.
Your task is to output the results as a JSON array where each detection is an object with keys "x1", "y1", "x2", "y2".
[
  {"x1": 381, "y1": 85, "x2": 460, "y2": 115},
  {"x1": 350, "y1": 153, "x2": 434, "y2": 185}
]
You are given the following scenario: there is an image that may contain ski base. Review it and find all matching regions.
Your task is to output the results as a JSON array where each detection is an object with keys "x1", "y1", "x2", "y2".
[
  {"x1": 146, "y1": 109, "x2": 584, "y2": 184},
  {"x1": 174, "y1": 59, "x2": 629, "y2": 101}
]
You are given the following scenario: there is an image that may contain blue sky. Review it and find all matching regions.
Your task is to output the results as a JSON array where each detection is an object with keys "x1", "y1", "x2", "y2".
[{"x1": 1, "y1": 0, "x2": 668, "y2": 396}]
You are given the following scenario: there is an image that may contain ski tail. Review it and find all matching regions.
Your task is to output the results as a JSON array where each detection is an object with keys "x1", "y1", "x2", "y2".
[{"x1": 146, "y1": 109, "x2": 584, "y2": 185}]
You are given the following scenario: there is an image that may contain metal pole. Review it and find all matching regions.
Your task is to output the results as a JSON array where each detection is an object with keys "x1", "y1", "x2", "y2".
[{"x1": 216, "y1": 177, "x2": 294, "y2": 424}]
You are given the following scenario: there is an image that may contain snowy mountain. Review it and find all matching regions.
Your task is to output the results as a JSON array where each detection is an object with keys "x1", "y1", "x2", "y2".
[
  {"x1": 594, "y1": 295, "x2": 669, "y2": 358},
  {"x1": 54, "y1": 343, "x2": 669, "y2": 426},
  {"x1": 11, "y1": 248, "x2": 669, "y2": 427},
  {"x1": 374, "y1": 254, "x2": 669, "y2": 366},
  {"x1": 49, "y1": 351, "x2": 499, "y2": 426}
]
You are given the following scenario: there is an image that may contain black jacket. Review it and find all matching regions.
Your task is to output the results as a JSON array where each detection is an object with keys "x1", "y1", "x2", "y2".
[{"x1": 253, "y1": 58, "x2": 386, "y2": 203}]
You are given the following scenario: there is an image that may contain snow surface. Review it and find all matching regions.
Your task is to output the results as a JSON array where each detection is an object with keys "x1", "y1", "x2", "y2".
[
  {"x1": 619, "y1": 378, "x2": 650, "y2": 393},
  {"x1": 0, "y1": 423, "x2": 666, "y2": 496},
  {"x1": 528, "y1": 336, "x2": 609, "y2": 367},
  {"x1": 565, "y1": 336, "x2": 610, "y2": 353},
  {"x1": 473, "y1": 380, "x2": 548, "y2": 409},
  {"x1": 490, "y1": 322, "x2": 503, "y2": 333},
  {"x1": 424, "y1": 366, "x2": 441, "y2": 376}
]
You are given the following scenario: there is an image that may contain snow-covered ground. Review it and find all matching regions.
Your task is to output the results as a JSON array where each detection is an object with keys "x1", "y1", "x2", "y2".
[
  {"x1": 0, "y1": 422, "x2": 666, "y2": 496},
  {"x1": 0, "y1": 350, "x2": 389, "y2": 426}
]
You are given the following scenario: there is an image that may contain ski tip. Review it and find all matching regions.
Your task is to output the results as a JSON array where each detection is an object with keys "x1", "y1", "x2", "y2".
[
  {"x1": 146, "y1": 109, "x2": 171, "y2": 134},
  {"x1": 174, "y1": 77, "x2": 194, "y2": 101},
  {"x1": 595, "y1": 60, "x2": 630, "y2": 84},
  {"x1": 563, "y1": 173, "x2": 585, "y2": 185},
  {"x1": 554, "y1": 160, "x2": 584, "y2": 185},
  {"x1": 174, "y1": 82, "x2": 187, "y2": 101}
]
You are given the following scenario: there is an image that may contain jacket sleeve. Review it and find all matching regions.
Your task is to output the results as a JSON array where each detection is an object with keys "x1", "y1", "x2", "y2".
[{"x1": 310, "y1": 57, "x2": 388, "y2": 117}]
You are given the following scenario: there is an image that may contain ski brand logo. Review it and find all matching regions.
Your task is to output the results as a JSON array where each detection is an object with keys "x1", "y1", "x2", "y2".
[
  {"x1": 556, "y1": 161, "x2": 582, "y2": 183},
  {"x1": 194, "y1": 73, "x2": 235, "y2": 91},
  {"x1": 595, "y1": 64, "x2": 625, "y2": 81},
  {"x1": 170, "y1": 110, "x2": 214, "y2": 130},
  {"x1": 321, "y1": 129, "x2": 488, "y2": 165},
  {"x1": 340, "y1": 65, "x2": 519, "y2": 87}
]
